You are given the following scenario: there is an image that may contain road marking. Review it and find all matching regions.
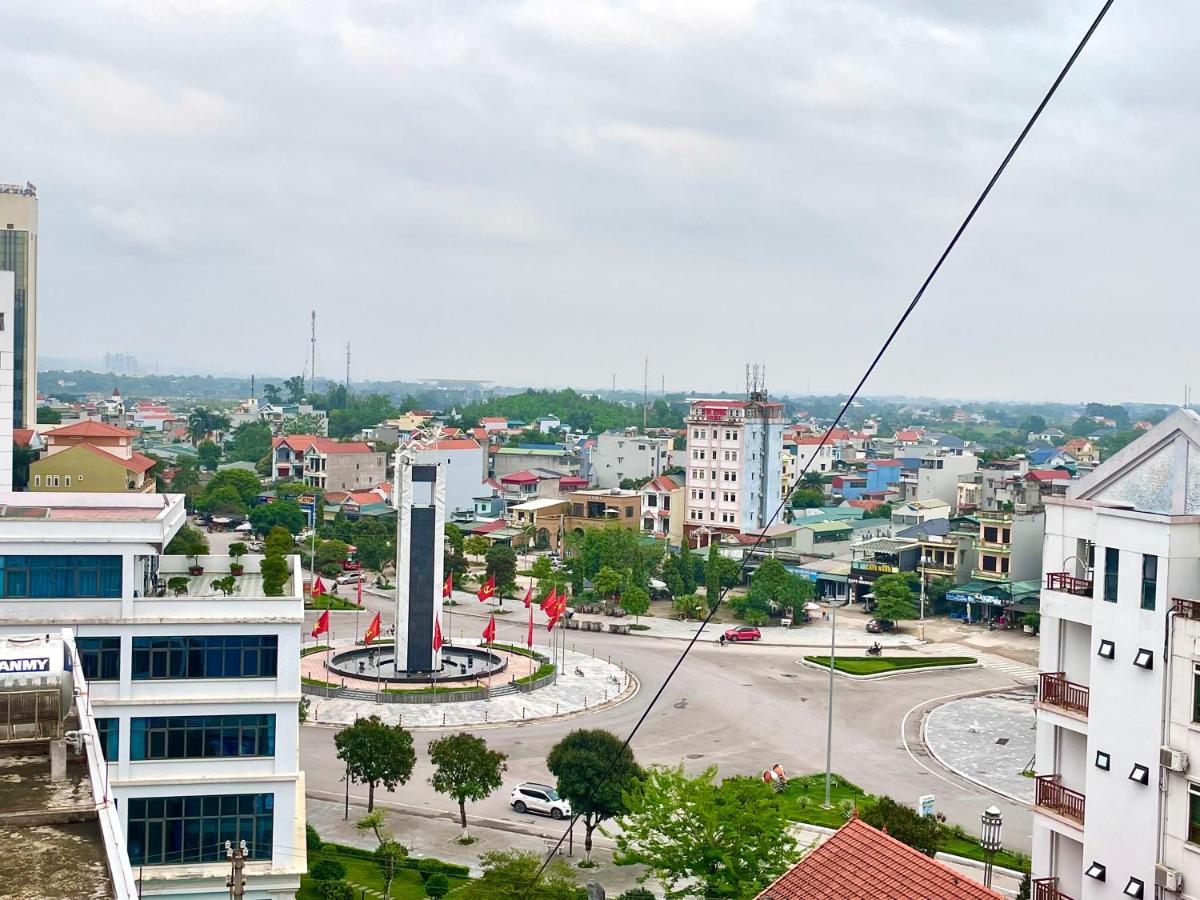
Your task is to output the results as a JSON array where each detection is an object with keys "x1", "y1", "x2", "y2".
[{"x1": 898, "y1": 691, "x2": 985, "y2": 793}]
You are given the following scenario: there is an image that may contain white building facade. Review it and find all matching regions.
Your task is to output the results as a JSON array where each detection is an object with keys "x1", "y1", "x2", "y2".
[
  {"x1": 684, "y1": 396, "x2": 785, "y2": 545},
  {"x1": 1033, "y1": 410, "x2": 1200, "y2": 900},
  {"x1": 590, "y1": 430, "x2": 673, "y2": 489},
  {"x1": 0, "y1": 492, "x2": 306, "y2": 899},
  {"x1": 412, "y1": 438, "x2": 486, "y2": 516}
]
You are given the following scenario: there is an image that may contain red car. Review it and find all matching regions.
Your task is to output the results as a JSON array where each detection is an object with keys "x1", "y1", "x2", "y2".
[{"x1": 723, "y1": 626, "x2": 761, "y2": 642}]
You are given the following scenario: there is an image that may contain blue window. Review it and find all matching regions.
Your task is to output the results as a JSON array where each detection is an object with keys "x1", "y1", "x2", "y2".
[
  {"x1": 130, "y1": 715, "x2": 275, "y2": 760},
  {"x1": 95, "y1": 717, "x2": 119, "y2": 761},
  {"x1": 1103, "y1": 547, "x2": 1119, "y2": 603},
  {"x1": 131, "y1": 636, "x2": 277, "y2": 680},
  {"x1": 126, "y1": 793, "x2": 274, "y2": 866},
  {"x1": 78, "y1": 637, "x2": 121, "y2": 681},
  {"x1": 0, "y1": 555, "x2": 121, "y2": 598}
]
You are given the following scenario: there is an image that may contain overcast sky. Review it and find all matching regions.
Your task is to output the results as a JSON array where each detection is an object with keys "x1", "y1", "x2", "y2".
[{"x1": 2, "y1": 1, "x2": 1196, "y2": 403}]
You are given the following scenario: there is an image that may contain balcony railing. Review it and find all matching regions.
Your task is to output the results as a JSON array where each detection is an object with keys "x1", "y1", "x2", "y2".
[
  {"x1": 1033, "y1": 878, "x2": 1075, "y2": 900},
  {"x1": 1045, "y1": 572, "x2": 1094, "y2": 597},
  {"x1": 1174, "y1": 597, "x2": 1200, "y2": 619},
  {"x1": 1038, "y1": 672, "x2": 1089, "y2": 716},
  {"x1": 1034, "y1": 775, "x2": 1085, "y2": 825},
  {"x1": 972, "y1": 538, "x2": 1012, "y2": 552}
]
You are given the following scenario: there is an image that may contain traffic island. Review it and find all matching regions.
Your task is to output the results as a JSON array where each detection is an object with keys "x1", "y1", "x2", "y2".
[{"x1": 801, "y1": 655, "x2": 979, "y2": 678}]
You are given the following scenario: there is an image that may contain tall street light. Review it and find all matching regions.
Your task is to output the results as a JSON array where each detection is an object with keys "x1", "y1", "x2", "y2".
[{"x1": 980, "y1": 805, "x2": 1003, "y2": 889}]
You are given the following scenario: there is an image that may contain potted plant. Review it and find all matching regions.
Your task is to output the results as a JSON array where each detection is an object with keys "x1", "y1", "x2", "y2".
[
  {"x1": 188, "y1": 550, "x2": 204, "y2": 576},
  {"x1": 228, "y1": 541, "x2": 247, "y2": 577},
  {"x1": 167, "y1": 576, "x2": 190, "y2": 597}
]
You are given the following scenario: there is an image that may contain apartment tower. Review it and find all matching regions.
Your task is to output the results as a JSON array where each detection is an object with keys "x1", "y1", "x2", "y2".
[{"x1": 0, "y1": 182, "x2": 36, "y2": 428}]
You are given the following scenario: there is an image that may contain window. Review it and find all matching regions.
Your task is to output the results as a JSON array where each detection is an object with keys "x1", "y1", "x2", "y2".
[
  {"x1": 731, "y1": 451, "x2": 738, "y2": 461},
  {"x1": 131, "y1": 636, "x2": 278, "y2": 680},
  {"x1": 1134, "y1": 648, "x2": 1154, "y2": 670},
  {"x1": 1098, "y1": 639, "x2": 1115, "y2": 659},
  {"x1": 0, "y1": 556, "x2": 122, "y2": 599},
  {"x1": 1189, "y1": 783, "x2": 1200, "y2": 843},
  {"x1": 1141, "y1": 554, "x2": 1157, "y2": 610},
  {"x1": 982, "y1": 556, "x2": 997, "y2": 573},
  {"x1": 983, "y1": 526, "x2": 999, "y2": 543},
  {"x1": 96, "y1": 717, "x2": 119, "y2": 761},
  {"x1": 33, "y1": 475, "x2": 40, "y2": 487},
  {"x1": 130, "y1": 715, "x2": 276, "y2": 760},
  {"x1": 624, "y1": 507, "x2": 632, "y2": 518},
  {"x1": 1104, "y1": 547, "x2": 1119, "y2": 602},
  {"x1": 64, "y1": 476, "x2": 71, "y2": 487},
  {"x1": 1095, "y1": 751, "x2": 1110, "y2": 770},
  {"x1": 126, "y1": 793, "x2": 274, "y2": 866},
  {"x1": 78, "y1": 636, "x2": 121, "y2": 681}
]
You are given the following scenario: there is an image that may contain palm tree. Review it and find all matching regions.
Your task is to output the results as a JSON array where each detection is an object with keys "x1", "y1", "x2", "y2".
[
  {"x1": 801, "y1": 471, "x2": 824, "y2": 489},
  {"x1": 187, "y1": 408, "x2": 212, "y2": 446}
]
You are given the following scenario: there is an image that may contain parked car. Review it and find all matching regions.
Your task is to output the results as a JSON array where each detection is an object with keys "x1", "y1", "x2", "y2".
[
  {"x1": 335, "y1": 571, "x2": 363, "y2": 586},
  {"x1": 723, "y1": 625, "x2": 762, "y2": 642},
  {"x1": 866, "y1": 618, "x2": 895, "y2": 634},
  {"x1": 510, "y1": 783, "x2": 571, "y2": 819},
  {"x1": 648, "y1": 578, "x2": 672, "y2": 601}
]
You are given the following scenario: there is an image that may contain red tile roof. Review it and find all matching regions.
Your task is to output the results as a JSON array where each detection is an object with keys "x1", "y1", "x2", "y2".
[
  {"x1": 691, "y1": 399, "x2": 748, "y2": 409},
  {"x1": 272, "y1": 434, "x2": 322, "y2": 452},
  {"x1": 846, "y1": 499, "x2": 885, "y2": 510},
  {"x1": 427, "y1": 439, "x2": 481, "y2": 451},
  {"x1": 47, "y1": 420, "x2": 136, "y2": 439},
  {"x1": 501, "y1": 470, "x2": 543, "y2": 484},
  {"x1": 642, "y1": 475, "x2": 679, "y2": 493},
  {"x1": 559, "y1": 476, "x2": 589, "y2": 488},
  {"x1": 756, "y1": 818, "x2": 1002, "y2": 900},
  {"x1": 12, "y1": 428, "x2": 35, "y2": 448},
  {"x1": 1027, "y1": 468, "x2": 1071, "y2": 481},
  {"x1": 871, "y1": 459, "x2": 903, "y2": 467},
  {"x1": 76, "y1": 442, "x2": 157, "y2": 474},
  {"x1": 472, "y1": 519, "x2": 508, "y2": 534},
  {"x1": 893, "y1": 429, "x2": 924, "y2": 442},
  {"x1": 480, "y1": 416, "x2": 508, "y2": 424}
]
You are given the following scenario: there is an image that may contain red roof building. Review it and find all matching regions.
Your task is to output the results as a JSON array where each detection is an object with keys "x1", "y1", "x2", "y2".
[
  {"x1": 756, "y1": 817, "x2": 1002, "y2": 900},
  {"x1": 558, "y1": 475, "x2": 589, "y2": 489},
  {"x1": 46, "y1": 420, "x2": 136, "y2": 439},
  {"x1": 1027, "y1": 468, "x2": 1072, "y2": 482}
]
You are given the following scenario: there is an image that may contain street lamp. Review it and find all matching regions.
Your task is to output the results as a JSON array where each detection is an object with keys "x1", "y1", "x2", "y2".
[{"x1": 979, "y1": 806, "x2": 1003, "y2": 888}]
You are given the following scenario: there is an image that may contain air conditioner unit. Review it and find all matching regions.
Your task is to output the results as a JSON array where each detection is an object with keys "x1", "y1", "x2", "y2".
[
  {"x1": 1160, "y1": 746, "x2": 1190, "y2": 773},
  {"x1": 1155, "y1": 864, "x2": 1183, "y2": 893}
]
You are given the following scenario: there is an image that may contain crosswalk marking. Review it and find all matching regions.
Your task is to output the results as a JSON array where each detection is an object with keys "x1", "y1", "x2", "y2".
[{"x1": 925, "y1": 643, "x2": 1039, "y2": 684}]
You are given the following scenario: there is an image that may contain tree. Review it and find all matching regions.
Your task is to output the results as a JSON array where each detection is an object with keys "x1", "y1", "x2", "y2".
[
  {"x1": 284, "y1": 375, "x2": 306, "y2": 403},
  {"x1": 461, "y1": 849, "x2": 580, "y2": 900},
  {"x1": 530, "y1": 555, "x2": 553, "y2": 582},
  {"x1": 800, "y1": 470, "x2": 824, "y2": 489},
  {"x1": 660, "y1": 553, "x2": 685, "y2": 599},
  {"x1": 861, "y1": 795, "x2": 940, "y2": 856},
  {"x1": 265, "y1": 525, "x2": 294, "y2": 556},
  {"x1": 250, "y1": 500, "x2": 306, "y2": 536},
  {"x1": 229, "y1": 421, "x2": 273, "y2": 463},
  {"x1": 925, "y1": 576, "x2": 954, "y2": 615},
  {"x1": 788, "y1": 487, "x2": 825, "y2": 509},
  {"x1": 863, "y1": 501, "x2": 893, "y2": 520},
  {"x1": 356, "y1": 535, "x2": 392, "y2": 576},
  {"x1": 733, "y1": 557, "x2": 811, "y2": 625},
  {"x1": 872, "y1": 573, "x2": 918, "y2": 623},
  {"x1": 262, "y1": 383, "x2": 282, "y2": 404},
  {"x1": 617, "y1": 891, "x2": 657, "y2": 900},
  {"x1": 424, "y1": 872, "x2": 450, "y2": 898},
  {"x1": 197, "y1": 440, "x2": 222, "y2": 471},
  {"x1": 704, "y1": 543, "x2": 727, "y2": 612},
  {"x1": 211, "y1": 575, "x2": 237, "y2": 596},
  {"x1": 195, "y1": 485, "x2": 246, "y2": 517},
  {"x1": 261, "y1": 555, "x2": 289, "y2": 596},
  {"x1": 169, "y1": 457, "x2": 200, "y2": 495},
  {"x1": 204, "y1": 468, "x2": 263, "y2": 505},
  {"x1": 12, "y1": 440, "x2": 36, "y2": 490},
  {"x1": 36, "y1": 406, "x2": 62, "y2": 424},
  {"x1": 485, "y1": 543, "x2": 518, "y2": 598},
  {"x1": 593, "y1": 566, "x2": 622, "y2": 603},
  {"x1": 615, "y1": 766, "x2": 796, "y2": 898},
  {"x1": 354, "y1": 810, "x2": 408, "y2": 899},
  {"x1": 334, "y1": 716, "x2": 416, "y2": 811},
  {"x1": 428, "y1": 732, "x2": 508, "y2": 840},
  {"x1": 464, "y1": 534, "x2": 490, "y2": 560},
  {"x1": 284, "y1": 411, "x2": 326, "y2": 435},
  {"x1": 547, "y1": 729, "x2": 641, "y2": 864},
  {"x1": 1019, "y1": 414, "x2": 1047, "y2": 435},
  {"x1": 165, "y1": 523, "x2": 209, "y2": 558},
  {"x1": 678, "y1": 542, "x2": 696, "y2": 594},
  {"x1": 620, "y1": 585, "x2": 650, "y2": 623}
]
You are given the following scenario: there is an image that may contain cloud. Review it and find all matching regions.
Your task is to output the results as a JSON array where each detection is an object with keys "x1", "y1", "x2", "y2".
[
  {"x1": 89, "y1": 205, "x2": 177, "y2": 255},
  {"x1": 512, "y1": 0, "x2": 759, "y2": 48}
]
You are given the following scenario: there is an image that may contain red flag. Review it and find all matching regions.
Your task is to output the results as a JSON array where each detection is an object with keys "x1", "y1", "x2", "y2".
[
  {"x1": 356, "y1": 576, "x2": 363, "y2": 608},
  {"x1": 311, "y1": 610, "x2": 329, "y2": 639},
  {"x1": 310, "y1": 576, "x2": 326, "y2": 598},
  {"x1": 443, "y1": 573, "x2": 453, "y2": 598},
  {"x1": 526, "y1": 604, "x2": 534, "y2": 648},
  {"x1": 539, "y1": 586, "x2": 558, "y2": 613},
  {"x1": 482, "y1": 614, "x2": 496, "y2": 643},
  {"x1": 523, "y1": 585, "x2": 533, "y2": 609},
  {"x1": 433, "y1": 617, "x2": 443, "y2": 652},
  {"x1": 477, "y1": 575, "x2": 495, "y2": 603},
  {"x1": 546, "y1": 591, "x2": 568, "y2": 632},
  {"x1": 364, "y1": 612, "x2": 381, "y2": 645}
]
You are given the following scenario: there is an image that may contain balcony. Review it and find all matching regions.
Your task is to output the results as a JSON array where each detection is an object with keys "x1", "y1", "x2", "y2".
[
  {"x1": 972, "y1": 537, "x2": 1012, "y2": 552},
  {"x1": 1038, "y1": 672, "x2": 1089, "y2": 717},
  {"x1": 977, "y1": 508, "x2": 1014, "y2": 523},
  {"x1": 1174, "y1": 597, "x2": 1200, "y2": 619},
  {"x1": 1032, "y1": 878, "x2": 1075, "y2": 900},
  {"x1": 1034, "y1": 775, "x2": 1085, "y2": 826},
  {"x1": 1045, "y1": 572, "x2": 1094, "y2": 597},
  {"x1": 972, "y1": 568, "x2": 1010, "y2": 583}
]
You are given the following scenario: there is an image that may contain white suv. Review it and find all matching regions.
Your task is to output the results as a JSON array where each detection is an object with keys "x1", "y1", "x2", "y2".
[
  {"x1": 335, "y1": 570, "x2": 363, "y2": 585},
  {"x1": 510, "y1": 783, "x2": 571, "y2": 819}
]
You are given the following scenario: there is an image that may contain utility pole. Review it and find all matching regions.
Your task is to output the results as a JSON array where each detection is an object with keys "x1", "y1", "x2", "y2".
[
  {"x1": 822, "y1": 600, "x2": 837, "y2": 809},
  {"x1": 309, "y1": 310, "x2": 317, "y2": 395},
  {"x1": 226, "y1": 840, "x2": 247, "y2": 899},
  {"x1": 642, "y1": 357, "x2": 648, "y2": 431},
  {"x1": 345, "y1": 342, "x2": 351, "y2": 392}
]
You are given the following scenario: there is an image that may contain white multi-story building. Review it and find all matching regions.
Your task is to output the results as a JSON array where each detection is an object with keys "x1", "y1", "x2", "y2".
[
  {"x1": 1033, "y1": 409, "x2": 1200, "y2": 900},
  {"x1": 0, "y1": 271, "x2": 13, "y2": 491},
  {"x1": 0, "y1": 491, "x2": 306, "y2": 899},
  {"x1": 411, "y1": 437, "x2": 486, "y2": 515},
  {"x1": 898, "y1": 447, "x2": 979, "y2": 510},
  {"x1": 684, "y1": 395, "x2": 785, "y2": 545},
  {"x1": 788, "y1": 435, "x2": 836, "y2": 476},
  {"x1": 590, "y1": 430, "x2": 673, "y2": 489},
  {"x1": 0, "y1": 182, "x2": 37, "y2": 429}
]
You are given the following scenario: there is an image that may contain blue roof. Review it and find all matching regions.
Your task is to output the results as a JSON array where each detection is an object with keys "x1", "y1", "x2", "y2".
[{"x1": 895, "y1": 518, "x2": 951, "y2": 540}]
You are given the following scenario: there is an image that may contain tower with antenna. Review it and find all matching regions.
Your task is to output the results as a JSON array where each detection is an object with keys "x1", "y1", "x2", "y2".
[
  {"x1": 308, "y1": 310, "x2": 317, "y2": 395},
  {"x1": 643, "y1": 357, "x2": 649, "y2": 431},
  {"x1": 345, "y1": 343, "x2": 351, "y2": 392}
]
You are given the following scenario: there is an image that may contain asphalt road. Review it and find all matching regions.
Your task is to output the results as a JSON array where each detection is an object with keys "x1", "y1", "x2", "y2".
[{"x1": 300, "y1": 597, "x2": 1034, "y2": 853}]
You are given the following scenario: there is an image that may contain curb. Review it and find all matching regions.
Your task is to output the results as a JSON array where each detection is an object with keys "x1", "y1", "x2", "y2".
[
  {"x1": 798, "y1": 659, "x2": 982, "y2": 680},
  {"x1": 920, "y1": 696, "x2": 1034, "y2": 806}
]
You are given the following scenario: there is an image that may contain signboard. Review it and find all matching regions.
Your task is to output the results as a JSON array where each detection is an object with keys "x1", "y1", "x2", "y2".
[
  {"x1": 918, "y1": 794, "x2": 935, "y2": 817},
  {"x1": 0, "y1": 657, "x2": 51, "y2": 674}
]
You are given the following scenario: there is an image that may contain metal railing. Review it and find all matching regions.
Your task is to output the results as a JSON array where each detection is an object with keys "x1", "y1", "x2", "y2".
[
  {"x1": 1033, "y1": 877, "x2": 1075, "y2": 900},
  {"x1": 1038, "y1": 672, "x2": 1089, "y2": 716},
  {"x1": 1034, "y1": 775, "x2": 1085, "y2": 825},
  {"x1": 1045, "y1": 572, "x2": 1094, "y2": 597},
  {"x1": 1174, "y1": 597, "x2": 1200, "y2": 619}
]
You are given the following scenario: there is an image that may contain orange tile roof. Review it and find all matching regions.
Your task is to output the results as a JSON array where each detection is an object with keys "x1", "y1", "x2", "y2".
[
  {"x1": 427, "y1": 439, "x2": 482, "y2": 451},
  {"x1": 12, "y1": 428, "x2": 35, "y2": 448},
  {"x1": 272, "y1": 434, "x2": 322, "y2": 452},
  {"x1": 47, "y1": 420, "x2": 136, "y2": 439},
  {"x1": 76, "y1": 442, "x2": 157, "y2": 474},
  {"x1": 756, "y1": 818, "x2": 1002, "y2": 900}
]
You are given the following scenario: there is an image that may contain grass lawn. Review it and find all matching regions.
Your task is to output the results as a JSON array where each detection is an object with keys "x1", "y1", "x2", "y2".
[
  {"x1": 769, "y1": 773, "x2": 1028, "y2": 872},
  {"x1": 804, "y1": 655, "x2": 977, "y2": 675},
  {"x1": 305, "y1": 597, "x2": 362, "y2": 611},
  {"x1": 300, "y1": 646, "x2": 327, "y2": 658},
  {"x1": 301, "y1": 676, "x2": 341, "y2": 689},
  {"x1": 297, "y1": 849, "x2": 469, "y2": 899},
  {"x1": 514, "y1": 662, "x2": 556, "y2": 684}
]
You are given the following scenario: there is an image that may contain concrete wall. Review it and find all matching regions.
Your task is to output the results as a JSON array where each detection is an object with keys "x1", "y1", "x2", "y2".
[
  {"x1": 324, "y1": 451, "x2": 387, "y2": 491},
  {"x1": 414, "y1": 445, "x2": 484, "y2": 515},
  {"x1": 0, "y1": 272, "x2": 11, "y2": 491},
  {"x1": 590, "y1": 432, "x2": 671, "y2": 488}
]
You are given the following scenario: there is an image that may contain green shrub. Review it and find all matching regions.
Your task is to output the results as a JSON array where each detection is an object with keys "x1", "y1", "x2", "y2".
[
  {"x1": 417, "y1": 858, "x2": 441, "y2": 882},
  {"x1": 305, "y1": 823, "x2": 322, "y2": 855},
  {"x1": 316, "y1": 881, "x2": 354, "y2": 900},
  {"x1": 310, "y1": 858, "x2": 346, "y2": 882},
  {"x1": 424, "y1": 872, "x2": 450, "y2": 897},
  {"x1": 617, "y1": 890, "x2": 657, "y2": 900}
]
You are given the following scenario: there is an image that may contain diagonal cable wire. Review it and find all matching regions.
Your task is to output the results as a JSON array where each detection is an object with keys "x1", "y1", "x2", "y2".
[{"x1": 529, "y1": 0, "x2": 1116, "y2": 886}]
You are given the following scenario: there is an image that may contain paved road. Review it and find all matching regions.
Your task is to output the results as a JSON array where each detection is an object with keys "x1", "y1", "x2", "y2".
[{"x1": 300, "y1": 601, "x2": 1034, "y2": 854}]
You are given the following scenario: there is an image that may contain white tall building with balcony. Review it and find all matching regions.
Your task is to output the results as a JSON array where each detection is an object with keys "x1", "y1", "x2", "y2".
[
  {"x1": 1033, "y1": 409, "x2": 1200, "y2": 900},
  {"x1": 0, "y1": 491, "x2": 306, "y2": 899},
  {"x1": 683, "y1": 395, "x2": 785, "y2": 545}
]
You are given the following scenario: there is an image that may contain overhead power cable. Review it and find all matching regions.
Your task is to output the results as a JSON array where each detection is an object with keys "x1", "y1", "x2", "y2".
[{"x1": 529, "y1": 0, "x2": 1117, "y2": 887}]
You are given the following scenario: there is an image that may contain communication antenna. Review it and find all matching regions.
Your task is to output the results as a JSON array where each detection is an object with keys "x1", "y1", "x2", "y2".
[
  {"x1": 642, "y1": 357, "x2": 648, "y2": 431},
  {"x1": 309, "y1": 310, "x2": 317, "y2": 394},
  {"x1": 345, "y1": 343, "x2": 351, "y2": 392}
]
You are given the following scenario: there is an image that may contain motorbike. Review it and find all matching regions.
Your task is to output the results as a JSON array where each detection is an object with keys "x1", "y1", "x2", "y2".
[{"x1": 866, "y1": 643, "x2": 883, "y2": 657}]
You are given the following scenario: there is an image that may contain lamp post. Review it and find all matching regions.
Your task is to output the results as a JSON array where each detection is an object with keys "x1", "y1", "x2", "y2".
[{"x1": 979, "y1": 805, "x2": 1003, "y2": 889}]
